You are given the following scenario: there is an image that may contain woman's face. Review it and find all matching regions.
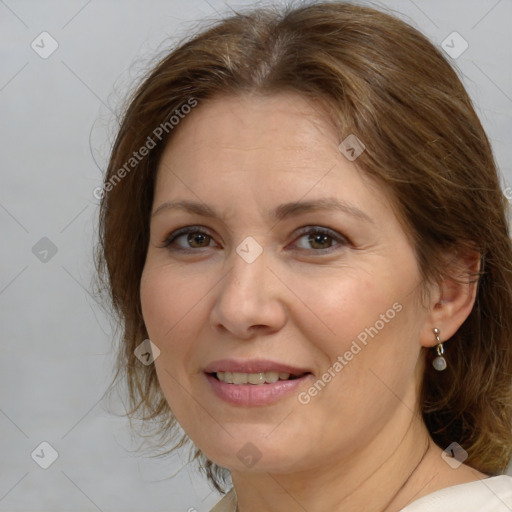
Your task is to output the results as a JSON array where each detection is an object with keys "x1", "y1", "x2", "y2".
[{"x1": 140, "y1": 93, "x2": 432, "y2": 473}]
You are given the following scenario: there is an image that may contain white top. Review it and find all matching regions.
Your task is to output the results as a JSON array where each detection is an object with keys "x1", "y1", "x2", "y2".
[
  {"x1": 400, "y1": 475, "x2": 512, "y2": 511},
  {"x1": 210, "y1": 475, "x2": 512, "y2": 511}
]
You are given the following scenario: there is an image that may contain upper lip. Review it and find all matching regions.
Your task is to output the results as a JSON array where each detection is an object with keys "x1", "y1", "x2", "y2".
[{"x1": 203, "y1": 359, "x2": 311, "y2": 376}]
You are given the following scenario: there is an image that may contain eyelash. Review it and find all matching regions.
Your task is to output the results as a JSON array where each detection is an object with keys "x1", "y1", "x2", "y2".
[{"x1": 161, "y1": 225, "x2": 349, "y2": 254}]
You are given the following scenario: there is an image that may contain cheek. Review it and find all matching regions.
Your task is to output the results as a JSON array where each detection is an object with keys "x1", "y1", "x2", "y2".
[
  {"x1": 292, "y1": 263, "x2": 421, "y2": 384},
  {"x1": 140, "y1": 261, "x2": 217, "y2": 400},
  {"x1": 140, "y1": 265, "x2": 201, "y2": 419},
  {"x1": 289, "y1": 268, "x2": 397, "y2": 349},
  {"x1": 140, "y1": 263, "x2": 203, "y2": 342},
  {"x1": 140, "y1": 267, "x2": 167, "y2": 341}
]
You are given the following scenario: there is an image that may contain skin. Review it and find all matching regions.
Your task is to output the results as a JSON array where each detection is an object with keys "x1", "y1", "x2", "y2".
[{"x1": 140, "y1": 92, "x2": 487, "y2": 512}]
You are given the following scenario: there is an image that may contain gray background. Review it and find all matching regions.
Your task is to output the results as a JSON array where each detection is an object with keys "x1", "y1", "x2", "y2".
[{"x1": 1, "y1": 0, "x2": 511, "y2": 510}]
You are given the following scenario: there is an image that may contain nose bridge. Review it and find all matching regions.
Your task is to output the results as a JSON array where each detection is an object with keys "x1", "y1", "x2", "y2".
[
  {"x1": 211, "y1": 240, "x2": 285, "y2": 336},
  {"x1": 223, "y1": 240, "x2": 267, "y2": 302}
]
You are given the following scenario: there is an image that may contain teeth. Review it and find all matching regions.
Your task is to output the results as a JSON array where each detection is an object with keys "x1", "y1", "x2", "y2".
[
  {"x1": 216, "y1": 371, "x2": 293, "y2": 384},
  {"x1": 232, "y1": 372, "x2": 248, "y2": 384},
  {"x1": 248, "y1": 372, "x2": 265, "y2": 384}
]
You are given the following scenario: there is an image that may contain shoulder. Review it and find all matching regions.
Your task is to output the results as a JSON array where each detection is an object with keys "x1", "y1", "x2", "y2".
[
  {"x1": 209, "y1": 488, "x2": 237, "y2": 512},
  {"x1": 207, "y1": 478, "x2": 512, "y2": 512},
  {"x1": 400, "y1": 475, "x2": 512, "y2": 512}
]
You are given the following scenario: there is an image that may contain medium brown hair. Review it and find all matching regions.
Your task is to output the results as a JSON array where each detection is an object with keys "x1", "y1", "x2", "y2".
[{"x1": 95, "y1": 1, "x2": 512, "y2": 492}]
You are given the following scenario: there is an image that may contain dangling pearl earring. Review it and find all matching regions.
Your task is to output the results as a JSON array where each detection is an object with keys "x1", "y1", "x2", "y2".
[{"x1": 432, "y1": 327, "x2": 447, "y2": 371}]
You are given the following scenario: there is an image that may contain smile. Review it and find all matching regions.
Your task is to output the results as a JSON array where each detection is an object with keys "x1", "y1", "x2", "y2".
[
  {"x1": 214, "y1": 371, "x2": 304, "y2": 384},
  {"x1": 205, "y1": 371, "x2": 313, "y2": 406}
]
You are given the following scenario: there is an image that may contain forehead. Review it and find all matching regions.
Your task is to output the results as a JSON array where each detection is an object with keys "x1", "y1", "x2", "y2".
[
  {"x1": 160, "y1": 93, "x2": 336, "y2": 166},
  {"x1": 161, "y1": 94, "x2": 338, "y2": 177},
  {"x1": 153, "y1": 92, "x2": 392, "y2": 222}
]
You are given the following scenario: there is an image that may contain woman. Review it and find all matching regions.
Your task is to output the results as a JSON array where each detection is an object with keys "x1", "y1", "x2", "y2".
[{"x1": 95, "y1": 2, "x2": 512, "y2": 510}]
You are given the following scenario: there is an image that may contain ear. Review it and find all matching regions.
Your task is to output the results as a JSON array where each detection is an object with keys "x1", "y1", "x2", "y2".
[{"x1": 420, "y1": 248, "x2": 481, "y2": 348}]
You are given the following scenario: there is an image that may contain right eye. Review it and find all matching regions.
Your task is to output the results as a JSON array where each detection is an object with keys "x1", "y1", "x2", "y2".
[{"x1": 161, "y1": 226, "x2": 217, "y2": 252}]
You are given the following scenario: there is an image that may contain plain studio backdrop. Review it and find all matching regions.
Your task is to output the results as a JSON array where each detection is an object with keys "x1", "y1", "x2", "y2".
[{"x1": 1, "y1": 0, "x2": 511, "y2": 510}]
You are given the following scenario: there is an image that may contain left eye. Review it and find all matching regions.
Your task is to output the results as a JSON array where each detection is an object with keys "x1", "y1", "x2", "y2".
[{"x1": 293, "y1": 227, "x2": 346, "y2": 252}]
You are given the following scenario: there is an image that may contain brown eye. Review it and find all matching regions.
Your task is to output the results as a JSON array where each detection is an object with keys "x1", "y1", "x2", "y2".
[
  {"x1": 163, "y1": 227, "x2": 215, "y2": 250},
  {"x1": 293, "y1": 227, "x2": 348, "y2": 253},
  {"x1": 307, "y1": 232, "x2": 334, "y2": 250},
  {"x1": 186, "y1": 232, "x2": 211, "y2": 248}
]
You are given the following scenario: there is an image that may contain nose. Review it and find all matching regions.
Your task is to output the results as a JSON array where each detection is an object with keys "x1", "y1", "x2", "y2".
[{"x1": 209, "y1": 246, "x2": 287, "y2": 339}]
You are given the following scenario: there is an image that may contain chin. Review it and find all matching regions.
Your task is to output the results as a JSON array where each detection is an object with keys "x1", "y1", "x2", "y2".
[{"x1": 196, "y1": 433, "x2": 310, "y2": 474}]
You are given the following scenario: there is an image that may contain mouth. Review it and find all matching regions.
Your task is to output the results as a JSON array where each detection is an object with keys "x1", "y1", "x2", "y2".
[
  {"x1": 207, "y1": 371, "x2": 310, "y2": 385},
  {"x1": 203, "y1": 359, "x2": 313, "y2": 406}
]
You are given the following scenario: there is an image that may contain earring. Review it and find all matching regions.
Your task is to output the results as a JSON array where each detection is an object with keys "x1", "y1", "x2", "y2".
[{"x1": 432, "y1": 328, "x2": 447, "y2": 371}]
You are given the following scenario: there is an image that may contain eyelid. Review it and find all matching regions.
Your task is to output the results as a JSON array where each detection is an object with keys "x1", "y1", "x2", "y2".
[
  {"x1": 291, "y1": 225, "x2": 348, "y2": 252},
  {"x1": 161, "y1": 225, "x2": 216, "y2": 249},
  {"x1": 161, "y1": 225, "x2": 349, "y2": 252}
]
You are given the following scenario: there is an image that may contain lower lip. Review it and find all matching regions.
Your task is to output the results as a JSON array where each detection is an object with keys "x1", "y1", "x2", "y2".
[{"x1": 205, "y1": 373, "x2": 312, "y2": 406}]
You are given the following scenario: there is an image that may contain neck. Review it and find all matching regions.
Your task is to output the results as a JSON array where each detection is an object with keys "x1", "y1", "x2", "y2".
[{"x1": 230, "y1": 410, "x2": 440, "y2": 512}]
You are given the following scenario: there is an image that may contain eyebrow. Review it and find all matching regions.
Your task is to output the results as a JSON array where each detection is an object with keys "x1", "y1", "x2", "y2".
[{"x1": 151, "y1": 197, "x2": 373, "y2": 224}]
